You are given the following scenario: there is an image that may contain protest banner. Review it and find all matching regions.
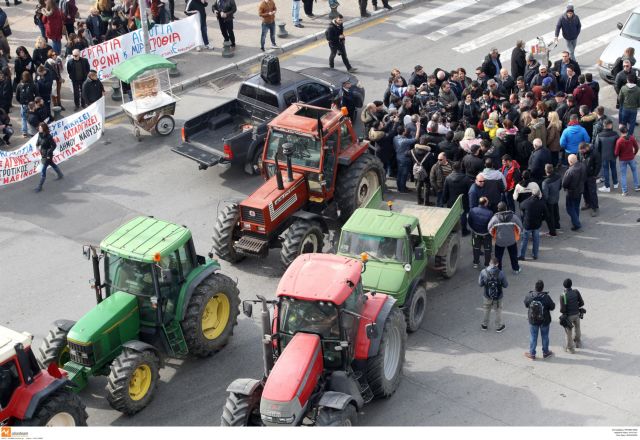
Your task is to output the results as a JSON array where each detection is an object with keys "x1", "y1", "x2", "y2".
[
  {"x1": 82, "y1": 14, "x2": 205, "y2": 81},
  {"x1": 0, "y1": 98, "x2": 106, "y2": 187}
]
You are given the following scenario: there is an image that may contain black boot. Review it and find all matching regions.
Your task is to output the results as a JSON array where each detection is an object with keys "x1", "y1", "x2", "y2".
[{"x1": 13, "y1": 0, "x2": 22, "y2": 5}]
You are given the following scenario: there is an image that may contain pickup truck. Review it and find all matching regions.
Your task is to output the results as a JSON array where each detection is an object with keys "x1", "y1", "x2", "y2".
[
  {"x1": 336, "y1": 189, "x2": 462, "y2": 332},
  {"x1": 172, "y1": 67, "x2": 364, "y2": 175}
]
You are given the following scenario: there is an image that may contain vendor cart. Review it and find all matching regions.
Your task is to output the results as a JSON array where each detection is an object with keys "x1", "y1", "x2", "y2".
[
  {"x1": 112, "y1": 54, "x2": 178, "y2": 141},
  {"x1": 529, "y1": 36, "x2": 557, "y2": 69}
]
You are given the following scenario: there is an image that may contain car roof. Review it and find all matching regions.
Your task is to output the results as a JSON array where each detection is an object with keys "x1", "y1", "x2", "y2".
[
  {"x1": 342, "y1": 208, "x2": 418, "y2": 239},
  {"x1": 277, "y1": 254, "x2": 362, "y2": 305},
  {"x1": 0, "y1": 326, "x2": 32, "y2": 364}
]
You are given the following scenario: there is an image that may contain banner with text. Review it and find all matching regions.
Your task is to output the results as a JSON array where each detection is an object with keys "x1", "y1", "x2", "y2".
[
  {"x1": 82, "y1": 14, "x2": 204, "y2": 81},
  {"x1": 0, "y1": 98, "x2": 105, "y2": 186}
]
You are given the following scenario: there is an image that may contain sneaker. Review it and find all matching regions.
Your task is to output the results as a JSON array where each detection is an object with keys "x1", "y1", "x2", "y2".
[
  {"x1": 512, "y1": 268, "x2": 521, "y2": 274},
  {"x1": 271, "y1": 43, "x2": 280, "y2": 49},
  {"x1": 496, "y1": 325, "x2": 506, "y2": 333},
  {"x1": 635, "y1": 187, "x2": 640, "y2": 192},
  {"x1": 598, "y1": 186, "x2": 610, "y2": 193},
  {"x1": 260, "y1": 47, "x2": 265, "y2": 51},
  {"x1": 206, "y1": 44, "x2": 215, "y2": 50},
  {"x1": 55, "y1": 173, "x2": 64, "y2": 180},
  {"x1": 473, "y1": 263, "x2": 479, "y2": 269},
  {"x1": 34, "y1": 186, "x2": 42, "y2": 193},
  {"x1": 543, "y1": 351, "x2": 554, "y2": 359},
  {"x1": 570, "y1": 226, "x2": 582, "y2": 231},
  {"x1": 614, "y1": 183, "x2": 619, "y2": 189},
  {"x1": 384, "y1": 4, "x2": 393, "y2": 9},
  {"x1": 294, "y1": 23, "x2": 304, "y2": 28},
  {"x1": 524, "y1": 352, "x2": 536, "y2": 360},
  {"x1": 564, "y1": 347, "x2": 575, "y2": 354},
  {"x1": 575, "y1": 341, "x2": 582, "y2": 348},
  {"x1": 532, "y1": 255, "x2": 538, "y2": 260},
  {"x1": 481, "y1": 324, "x2": 488, "y2": 331}
]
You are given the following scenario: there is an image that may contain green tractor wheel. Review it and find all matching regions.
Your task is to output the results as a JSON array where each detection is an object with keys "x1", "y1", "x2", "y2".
[
  {"x1": 106, "y1": 348, "x2": 160, "y2": 415},
  {"x1": 38, "y1": 326, "x2": 71, "y2": 369},
  {"x1": 19, "y1": 389, "x2": 88, "y2": 426},
  {"x1": 181, "y1": 273, "x2": 240, "y2": 357}
]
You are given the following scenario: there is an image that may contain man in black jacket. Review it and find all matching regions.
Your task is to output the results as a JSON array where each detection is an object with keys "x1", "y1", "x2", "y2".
[
  {"x1": 541, "y1": 164, "x2": 561, "y2": 236},
  {"x1": 552, "y1": 50, "x2": 581, "y2": 80},
  {"x1": 524, "y1": 280, "x2": 555, "y2": 360},
  {"x1": 510, "y1": 40, "x2": 526, "y2": 80},
  {"x1": 594, "y1": 119, "x2": 619, "y2": 192},
  {"x1": 562, "y1": 154, "x2": 586, "y2": 231},
  {"x1": 519, "y1": 194, "x2": 546, "y2": 260},
  {"x1": 481, "y1": 48, "x2": 501, "y2": 80},
  {"x1": 579, "y1": 142, "x2": 601, "y2": 216},
  {"x1": 81, "y1": 70, "x2": 104, "y2": 106},
  {"x1": 462, "y1": 144, "x2": 484, "y2": 179},
  {"x1": 559, "y1": 278, "x2": 585, "y2": 353},
  {"x1": 528, "y1": 138, "x2": 552, "y2": 185},
  {"x1": 212, "y1": 0, "x2": 237, "y2": 47},
  {"x1": 326, "y1": 15, "x2": 355, "y2": 73},
  {"x1": 443, "y1": 161, "x2": 472, "y2": 236},
  {"x1": 468, "y1": 196, "x2": 493, "y2": 268},
  {"x1": 66, "y1": 49, "x2": 90, "y2": 110}
]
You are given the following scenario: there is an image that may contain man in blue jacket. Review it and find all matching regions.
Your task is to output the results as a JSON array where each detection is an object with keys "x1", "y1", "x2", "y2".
[
  {"x1": 560, "y1": 114, "x2": 590, "y2": 161},
  {"x1": 554, "y1": 5, "x2": 581, "y2": 61}
]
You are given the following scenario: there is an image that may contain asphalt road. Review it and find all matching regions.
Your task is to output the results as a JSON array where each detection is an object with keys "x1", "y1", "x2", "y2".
[{"x1": 2, "y1": 0, "x2": 640, "y2": 426}]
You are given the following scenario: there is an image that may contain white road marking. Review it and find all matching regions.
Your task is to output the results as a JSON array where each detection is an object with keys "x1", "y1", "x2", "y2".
[{"x1": 396, "y1": 0, "x2": 478, "y2": 29}]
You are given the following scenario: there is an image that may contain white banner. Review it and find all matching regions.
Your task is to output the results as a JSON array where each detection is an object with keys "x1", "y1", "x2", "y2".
[
  {"x1": 0, "y1": 97, "x2": 106, "y2": 186},
  {"x1": 81, "y1": 14, "x2": 205, "y2": 81}
]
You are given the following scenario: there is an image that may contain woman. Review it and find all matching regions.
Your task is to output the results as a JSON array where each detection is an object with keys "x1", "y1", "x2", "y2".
[
  {"x1": 482, "y1": 111, "x2": 499, "y2": 139},
  {"x1": 15, "y1": 71, "x2": 37, "y2": 137},
  {"x1": 13, "y1": 46, "x2": 34, "y2": 91},
  {"x1": 45, "y1": 49, "x2": 64, "y2": 110},
  {"x1": 546, "y1": 111, "x2": 563, "y2": 167},
  {"x1": 0, "y1": 107, "x2": 13, "y2": 146},
  {"x1": 32, "y1": 37, "x2": 52, "y2": 69},
  {"x1": 459, "y1": 93, "x2": 480, "y2": 126},
  {"x1": 35, "y1": 122, "x2": 63, "y2": 192},
  {"x1": 34, "y1": 0, "x2": 47, "y2": 39},
  {"x1": 42, "y1": 0, "x2": 64, "y2": 55},
  {"x1": 459, "y1": 127, "x2": 479, "y2": 153}
]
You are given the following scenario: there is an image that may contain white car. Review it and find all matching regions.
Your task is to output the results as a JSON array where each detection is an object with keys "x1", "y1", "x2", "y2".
[{"x1": 597, "y1": 7, "x2": 640, "y2": 83}]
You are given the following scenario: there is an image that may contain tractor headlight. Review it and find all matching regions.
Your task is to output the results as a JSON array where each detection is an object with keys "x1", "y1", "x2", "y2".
[{"x1": 261, "y1": 415, "x2": 295, "y2": 424}]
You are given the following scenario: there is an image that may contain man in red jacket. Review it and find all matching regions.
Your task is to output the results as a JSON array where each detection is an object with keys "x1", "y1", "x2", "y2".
[
  {"x1": 573, "y1": 75, "x2": 595, "y2": 110},
  {"x1": 500, "y1": 154, "x2": 521, "y2": 212},
  {"x1": 615, "y1": 125, "x2": 639, "y2": 195}
]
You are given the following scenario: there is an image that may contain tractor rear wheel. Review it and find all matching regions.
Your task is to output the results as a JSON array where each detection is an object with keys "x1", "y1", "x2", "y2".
[
  {"x1": 182, "y1": 273, "x2": 240, "y2": 357},
  {"x1": 220, "y1": 389, "x2": 263, "y2": 426},
  {"x1": 19, "y1": 389, "x2": 88, "y2": 426},
  {"x1": 316, "y1": 404, "x2": 357, "y2": 426},
  {"x1": 335, "y1": 153, "x2": 385, "y2": 221},
  {"x1": 106, "y1": 348, "x2": 160, "y2": 415},
  {"x1": 38, "y1": 326, "x2": 70, "y2": 369},
  {"x1": 435, "y1": 231, "x2": 460, "y2": 279},
  {"x1": 280, "y1": 219, "x2": 324, "y2": 270},
  {"x1": 404, "y1": 285, "x2": 427, "y2": 333},
  {"x1": 212, "y1": 203, "x2": 245, "y2": 263},
  {"x1": 366, "y1": 306, "x2": 406, "y2": 398}
]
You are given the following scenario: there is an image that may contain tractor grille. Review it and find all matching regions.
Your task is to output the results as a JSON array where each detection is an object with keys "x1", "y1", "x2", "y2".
[
  {"x1": 68, "y1": 340, "x2": 95, "y2": 367},
  {"x1": 240, "y1": 206, "x2": 265, "y2": 225}
]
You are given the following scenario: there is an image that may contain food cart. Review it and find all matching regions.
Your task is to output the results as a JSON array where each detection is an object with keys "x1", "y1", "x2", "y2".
[
  {"x1": 529, "y1": 36, "x2": 557, "y2": 69},
  {"x1": 112, "y1": 54, "x2": 178, "y2": 141}
]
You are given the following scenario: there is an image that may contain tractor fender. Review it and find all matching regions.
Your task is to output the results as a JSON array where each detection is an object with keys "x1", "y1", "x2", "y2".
[
  {"x1": 244, "y1": 133, "x2": 267, "y2": 173},
  {"x1": 226, "y1": 378, "x2": 263, "y2": 396},
  {"x1": 121, "y1": 340, "x2": 163, "y2": 366},
  {"x1": 368, "y1": 296, "x2": 397, "y2": 358},
  {"x1": 23, "y1": 378, "x2": 71, "y2": 419},
  {"x1": 355, "y1": 294, "x2": 396, "y2": 360},
  {"x1": 53, "y1": 319, "x2": 76, "y2": 333},
  {"x1": 176, "y1": 263, "x2": 221, "y2": 321},
  {"x1": 318, "y1": 391, "x2": 357, "y2": 412},
  {"x1": 290, "y1": 211, "x2": 329, "y2": 233},
  {"x1": 402, "y1": 277, "x2": 424, "y2": 309},
  {"x1": 326, "y1": 371, "x2": 364, "y2": 410}
]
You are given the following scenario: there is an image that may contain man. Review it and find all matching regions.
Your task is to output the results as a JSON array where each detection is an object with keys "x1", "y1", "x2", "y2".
[
  {"x1": 469, "y1": 173, "x2": 488, "y2": 210},
  {"x1": 554, "y1": 92, "x2": 568, "y2": 121},
  {"x1": 480, "y1": 158, "x2": 506, "y2": 211},
  {"x1": 468, "y1": 197, "x2": 493, "y2": 268},
  {"x1": 410, "y1": 135, "x2": 435, "y2": 205},
  {"x1": 258, "y1": 0, "x2": 278, "y2": 52},
  {"x1": 524, "y1": 280, "x2": 556, "y2": 360},
  {"x1": 326, "y1": 15, "x2": 356, "y2": 73},
  {"x1": 511, "y1": 40, "x2": 527, "y2": 80},
  {"x1": 614, "y1": 59, "x2": 634, "y2": 104},
  {"x1": 358, "y1": 0, "x2": 370, "y2": 17},
  {"x1": 478, "y1": 257, "x2": 508, "y2": 332},
  {"x1": 519, "y1": 193, "x2": 545, "y2": 260},
  {"x1": 371, "y1": 0, "x2": 392, "y2": 11},
  {"x1": 409, "y1": 65, "x2": 428, "y2": 88},
  {"x1": 35, "y1": 65, "x2": 54, "y2": 118},
  {"x1": 559, "y1": 278, "x2": 585, "y2": 354},
  {"x1": 618, "y1": 74, "x2": 640, "y2": 135},
  {"x1": 213, "y1": 0, "x2": 237, "y2": 47},
  {"x1": 528, "y1": 138, "x2": 552, "y2": 185},
  {"x1": 595, "y1": 119, "x2": 619, "y2": 192},
  {"x1": 554, "y1": 4, "x2": 581, "y2": 61},
  {"x1": 488, "y1": 201, "x2": 522, "y2": 273},
  {"x1": 560, "y1": 114, "x2": 590, "y2": 158},
  {"x1": 81, "y1": 70, "x2": 104, "y2": 106},
  {"x1": 443, "y1": 161, "x2": 473, "y2": 236},
  {"x1": 585, "y1": 73, "x2": 600, "y2": 111},
  {"x1": 559, "y1": 65, "x2": 578, "y2": 95},
  {"x1": 482, "y1": 48, "x2": 502, "y2": 80},
  {"x1": 615, "y1": 125, "x2": 640, "y2": 196},
  {"x1": 541, "y1": 164, "x2": 561, "y2": 236},
  {"x1": 579, "y1": 142, "x2": 601, "y2": 216},
  {"x1": 498, "y1": 68, "x2": 515, "y2": 96},
  {"x1": 430, "y1": 152, "x2": 453, "y2": 207},
  {"x1": 552, "y1": 50, "x2": 581, "y2": 80},
  {"x1": 562, "y1": 154, "x2": 586, "y2": 231},
  {"x1": 186, "y1": 0, "x2": 213, "y2": 50},
  {"x1": 501, "y1": 154, "x2": 521, "y2": 212},
  {"x1": 573, "y1": 75, "x2": 595, "y2": 110},
  {"x1": 339, "y1": 80, "x2": 358, "y2": 123},
  {"x1": 523, "y1": 55, "x2": 540, "y2": 89},
  {"x1": 291, "y1": 0, "x2": 303, "y2": 28},
  {"x1": 531, "y1": 66, "x2": 557, "y2": 93},
  {"x1": 462, "y1": 144, "x2": 484, "y2": 180},
  {"x1": 66, "y1": 49, "x2": 90, "y2": 111},
  {"x1": 393, "y1": 126, "x2": 418, "y2": 193}
]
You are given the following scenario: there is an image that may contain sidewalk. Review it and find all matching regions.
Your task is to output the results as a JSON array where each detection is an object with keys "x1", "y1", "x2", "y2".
[{"x1": 2, "y1": 0, "x2": 418, "y2": 151}]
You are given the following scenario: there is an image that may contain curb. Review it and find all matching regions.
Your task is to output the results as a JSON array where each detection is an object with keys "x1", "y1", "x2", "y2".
[{"x1": 105, "y1": 0, "x2": 421, "y2": 122}]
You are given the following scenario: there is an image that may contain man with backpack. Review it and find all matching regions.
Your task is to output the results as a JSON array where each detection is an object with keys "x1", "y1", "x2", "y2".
[
  {"x1": 478, "y1": 257, "x2": 508, "y2": 332},
  {"x1": 410, "y1": 135, "x2": 435, "y2": 205},
  {"x1": 560, "y1": 278, "x2": 585, "y2": 354},
  {"x1": 524, "y1": 280, "x2": 556, "y2": 360}
]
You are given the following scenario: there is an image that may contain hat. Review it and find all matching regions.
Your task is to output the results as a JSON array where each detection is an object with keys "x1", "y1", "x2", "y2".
[
  {"x1": 542, "y1": 77, "x2": 553, "y2": 86},
  {"x1": 414, "y1": 64, "x2": 423, "y2": 72},
  {"x1": 566, "y1": 4, "x2": 574, "y2": 12},
  {"x1": 555, "y1": 91, "x2": 566, "y2": 97}
]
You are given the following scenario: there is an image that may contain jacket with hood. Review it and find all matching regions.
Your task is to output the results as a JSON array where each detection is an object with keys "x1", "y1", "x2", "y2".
[
  {"x1": 443, "y1": 171, "x2": 472, "y2": 210},
  {"x1": 573, "y1": 83, "x2": 595, "y2": 109},
  {"x1": 555, "y1": 11, "x2": 581, "y2": 41},
  {"x1": 615, "y1": 135, "x2": 639, "y2": 162},
  {"x1": 580, "y1": 148, "x2": 602, "y2": 179},
  {"x1": 479, "y1": 265, "x2": 508, "y2": 300},
  {"x1": 619, "y1": 83, "x2": 640, "y2": 110},
  {"x1": 524, "y1": 291, "x2": 555, "y2": 325},
  {"x1": 527, "y1": 117, "x2": 547, "y2": 146},
  {"x1": 462, "y1": 152, "x2": 484, "y2": 178},
  {"x1": 410, "y1": 144, "x2": 436, "y2": 178},
  {"x1": 528, "y1": 146, "x2": 552, "y2": 182},
  {"x1": 520, "y1": 195, "x2": 546, "y2": 230},
  {"x1": 488, "y1": 210, "x2": 523, "y2": 247},
  {"x1": 560, "y1": 122, "x2": 590, "y2": 154},
  {"x1": 468, "y1": 205, "x2": 493, "y2": 235},
  {"x1": 542, "y1": 172, "x2": 562, "y2": 204},
  {"x1": 562, "y1": 162, "x2": 586, "y2": 198},
  {"x1": 524, "y1": 60, "x2": 540, "y2": 87},
  {"x1": 594, "y1": 128, "x2": 619, "y2": 162},
  {"x1": 501, "y1": 160, "x2": 522, "y2": 191},
  {"x1": 481, "y1": 168, "x2": 506, "y2": 208}
]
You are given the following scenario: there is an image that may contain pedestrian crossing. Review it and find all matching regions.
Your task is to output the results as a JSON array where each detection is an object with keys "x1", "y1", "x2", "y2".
[{"x1": 396, "y1": 0, "x2": 478, "y2": 30}]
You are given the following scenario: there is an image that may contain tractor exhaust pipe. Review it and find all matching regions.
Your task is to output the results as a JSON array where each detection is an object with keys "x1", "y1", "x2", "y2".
[
  {"x1": 282, "y1": 143, "x2": 294, "y2": 183},
  {"x1": 85, "y1": 245, "x2": 104, "y2": 304},
  {"x1": 273, "y1": 149, "x2": 284, "y2": 190},
  {"x1": 257, "y1": 295, "x2": 274, "y2": 377}
]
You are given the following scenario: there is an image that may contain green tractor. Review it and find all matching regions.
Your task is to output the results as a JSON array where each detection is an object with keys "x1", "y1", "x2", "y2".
[{"x1": 38, "y1": 216, "x2": 241, "y2": 415}]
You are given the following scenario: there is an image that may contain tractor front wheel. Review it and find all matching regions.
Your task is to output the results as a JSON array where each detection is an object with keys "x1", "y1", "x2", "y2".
[
  {"x1": 220, "y1": 389, "x2": 263, "y2": 426},
  {"x1": 182, "y1": 273, "x2": 240, "y2": 357},
  {"x1": 335, "y1": 153, "x2": 385, "y2": 221},
  {"x1": 106, "y1": 348, "x2": 160, "y2": 415},
  {"x1": 366, "y1": 306, "x2": 406, "y2": 398},
  {"x1": 405, "y1": 285, "x2": 427, "y2": 333},
  {"x1": 280, "y1": 219, "x2": 324, "y2": 270},
  {"x1": 20, "y1": 389, "x2": 88, "y2": 426},
  {"x1": 316, "y1": 404, "x2": 357, "y2": 426},
  {"x1": 38, "y1": 326, "x2": 70, "y2": 369},
  {"x1": 212, "y1": 203, "x2": 245, "y2": 263}
]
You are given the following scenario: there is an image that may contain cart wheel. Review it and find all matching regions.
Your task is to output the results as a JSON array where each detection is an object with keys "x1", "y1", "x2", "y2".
[
  {"x1": 134, "y1": 128, "x2": 141, "y2": 142},
  {"x1": 155, "y1": 115, "x2": 175, "y2": 136}
]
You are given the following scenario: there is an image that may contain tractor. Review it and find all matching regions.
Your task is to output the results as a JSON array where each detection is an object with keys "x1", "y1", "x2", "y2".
[
  {"x1": 0, "y1": 325, "x2": 87, "y2": 426},
  {"x1": 38, "y1": 216, "x2": 240, "y2": 415},
  {"x1": 220, "y1": 253, "x2": 407, "y2": 426},
  {"x1": 212, "y1": 103, "x2": 385, "y2": 270}
]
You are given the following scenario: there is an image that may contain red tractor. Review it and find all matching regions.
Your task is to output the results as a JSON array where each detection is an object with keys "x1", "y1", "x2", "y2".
[
  {"x1": 212, "y1": 103, "x2": 385, "y2": 269},
  {"x1": 0, "y1": 325, "x2": 87, "y2": 426},
  {"x1": 220, "y1": 253, "x2": 406, "y2": 426}
]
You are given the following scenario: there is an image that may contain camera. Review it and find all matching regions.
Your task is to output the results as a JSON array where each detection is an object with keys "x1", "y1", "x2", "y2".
[{"x1": 578, "y1": 308, "x2": 586, "y2": 319}]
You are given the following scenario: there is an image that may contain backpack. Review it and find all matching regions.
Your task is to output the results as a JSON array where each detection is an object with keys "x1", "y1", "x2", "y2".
[
  {"x1": 485, "y1": 272, "x2": 501, "y2": 300},
  {"x1": 411, "y1": 150, "x2": 429, "y2": 181},
  {"x1": 528, "y1": 296, "x2": 545, "y2": 325}
]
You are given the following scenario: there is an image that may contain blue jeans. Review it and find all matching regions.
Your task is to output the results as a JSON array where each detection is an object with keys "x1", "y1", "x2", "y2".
[
  {"x1": 292, "y1": 0, "x2": 301, "y2": 24},
  {"x1": 51, "y1": 39, "x2": 62, "y2": 55},
  {"x1": 529, "y1": 324, "x2": 550, "y2": 356},
  {"x1": 36, "y1": 20, "x2": 46, "y2": 39},
  {"x1": 565, "y1": 39, "x2": 577, "y2": 61},
  {"x1": 565, "y1": 194, "x2": 581, "y2": 229},
  {"x1": 199, "y1": 14, "x2": 209, "y2": 46},
  {"x1": 436, "y1": 190, "x2": 444, "y2": 207},
  {"x1": 396, "y1": 160, "x2": 410, "y2": 192},
  {"x1": 260, "y1": 22, "x2": 276, "y2": 49},
  {"x1": 601, "y1": 159, "x2": 618, "y2": 187},
  {"x1": 38, "y1": 160, "x2": 62, "y2": 189},
  {"x1": 619, "y1": 159, "x2": 639, "y2": 193},
  {"x1": 620, "y1": 108, "x2": 638, "y2": 136},
  {"x1": 519, "y1": 229, "x2": 540, "y2": 258},
  {"x1": 20, "y1": 104, "x2": 28, "y2": 135}
]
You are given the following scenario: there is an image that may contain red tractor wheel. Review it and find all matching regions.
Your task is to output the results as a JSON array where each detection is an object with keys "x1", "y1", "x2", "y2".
[
  {"x1": 280, "y1": 219, "x2": 324, "y2": 270},
  {"x1": 366, "y1": 306, "x2": 406, "y2": 398},
  {"x1": 220, "y1": 390, "x2": 263, "y2": 426},
  {"x1": 212, "y1": 203, "x2": 245, "y2": 263}
]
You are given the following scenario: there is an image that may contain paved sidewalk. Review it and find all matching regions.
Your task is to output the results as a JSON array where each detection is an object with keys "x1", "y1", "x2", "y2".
[{"x1": 2, "y1": 0, "x2": 419, "y2": 151}]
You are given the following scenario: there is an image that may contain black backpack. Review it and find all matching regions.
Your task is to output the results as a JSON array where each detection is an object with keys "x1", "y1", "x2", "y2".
[
  {"x1": 528, "y1": 294, "x2": 545, "y2": 325},
  {"x1": 486, "y1": 272, "x2": 501, "y2": 300}
]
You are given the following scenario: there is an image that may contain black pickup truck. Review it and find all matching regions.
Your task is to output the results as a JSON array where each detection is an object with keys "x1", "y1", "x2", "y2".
[{"x1": 171, "y1": 67, "x2": 364, "y2": 174}]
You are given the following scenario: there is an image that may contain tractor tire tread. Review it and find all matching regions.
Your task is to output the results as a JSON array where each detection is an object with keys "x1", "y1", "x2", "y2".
[
  {"x1": 316, "y1": 404, "x2": 357, "y2": 426},
  {"x1": 105, "y1": 348, "x2": 160, "y2": 415},
  {"x1": 279, "y1": 220, "x2": 324, "y2": 270},
  {"x1": 212, "y1": 203, "x2": 244, "y2": 263},
  {"x1": 38, "y1": 327, "x2": 69, "y2": 369},
  {"x1": 335, "y1": 153, "x2": 385, "y2": 222},
  {"x1": 19, "y1": 389, "x2": 88, "y2": 426},
  {"x1": 220, "y1": 390, "x2": 262, "y2": 426}
]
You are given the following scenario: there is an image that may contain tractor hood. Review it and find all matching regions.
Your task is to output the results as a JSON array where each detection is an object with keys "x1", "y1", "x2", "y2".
[
  {"x1": 241, "y1": 172, "x2": 307, "y2": 210},
  {"x1": 361, "y1": 260, "x2": 409, "y2": 298},
  {"x1": 260, "y1": 332, "x2": 323, "y2": 426}
]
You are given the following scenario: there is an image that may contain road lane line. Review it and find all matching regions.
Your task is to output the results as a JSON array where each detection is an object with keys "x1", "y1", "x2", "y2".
[{"x1": 396, "y1": 0, "x2": 478, "y2": 29}]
